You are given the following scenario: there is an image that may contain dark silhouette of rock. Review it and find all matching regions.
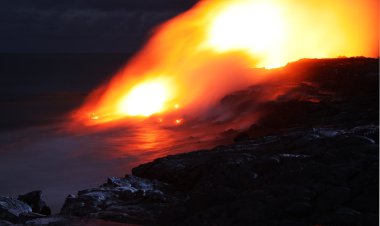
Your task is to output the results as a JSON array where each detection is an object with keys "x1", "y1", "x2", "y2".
[
  {"x1": 18, "y1": 190, "x2": 51, "y2": 216},
  {"x1": 233, "y1": 132, "x2": 250, "y2": 142},
  {"x1": 0, "y1": 196, "x2": 31, "y2": 223},
  {"x1": 60, "y1": 175, "x2": 169, "y2": 225},
  {"x1": 285, "y1": 202, "x2": 313, "y2": 217},
  {"x1": 1, "y1": 57, "x2": 378, "y2": 225},
  {"x1": 18, "y1": 212, "x2": 47, "y2": 222},
  {"x1": 316, "y1": 186, "x2": 351, "y2": 211},
  {"x1": 58, "y1": 124, "x2": 378, "y2": 225},
  {"x1": 0, "y1": 220, "x2": 13, "y2": 226}
]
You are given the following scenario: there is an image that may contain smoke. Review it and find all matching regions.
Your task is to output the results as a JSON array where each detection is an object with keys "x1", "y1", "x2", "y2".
[{"x1": 74, "y1": 0, "x2": 379, "y2": 125}]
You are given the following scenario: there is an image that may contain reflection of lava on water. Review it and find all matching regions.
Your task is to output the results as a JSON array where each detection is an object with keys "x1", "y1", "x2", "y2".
[
  {"x1": 66, "y1": 55, "x2": 380, "y2": 168},
  {"x1": 0, "y1": 0, "x2": 378, "y2": 216},
  {"x1": 0, "y1": 115, "x2": 244, "y2": 212},
  {"x1": 0, "y1": 57, "x2": 377, "y2": 212},
  {"x1": 70, "y1": 114, "x2": 256, "y2": 165},
  {"x1": 62, "y1": 0, "x2": 379, "y2": 210}
]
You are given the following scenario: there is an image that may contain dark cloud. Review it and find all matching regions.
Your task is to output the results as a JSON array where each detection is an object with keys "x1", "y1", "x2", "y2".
[
  {"x1": 0, "y1": 0, "x2": 198, "y2": 53},
  {"x1": 2, "y1": 0, "x2": 198, "y2": 11}
]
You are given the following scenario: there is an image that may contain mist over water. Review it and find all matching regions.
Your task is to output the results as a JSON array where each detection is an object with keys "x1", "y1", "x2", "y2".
[
  {"x1": 0, "y1": 54, "x2": 377, "y2": 213},
  {"x1": 0, "y1": 116, "x2": 248, "y2": 212},
  {"x1": 76, "y1": 0, "x2": 379, "y2": 125},
  {"x1": 0, "y1": 53, "x2": 247, "y2": 212},
  {"x1": 1, "y1": 3, "x2": 377, "y2": 208}
]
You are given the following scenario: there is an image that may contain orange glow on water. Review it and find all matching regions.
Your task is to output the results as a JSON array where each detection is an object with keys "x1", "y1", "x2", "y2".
[{"x1": 73, "y1": 0, "x2": 379, "y2": 125}]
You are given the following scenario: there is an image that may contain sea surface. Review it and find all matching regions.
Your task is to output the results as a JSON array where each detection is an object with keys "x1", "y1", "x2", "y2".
[{"x1": 0, "y1": 54, "x2": 245, "y2": 212}]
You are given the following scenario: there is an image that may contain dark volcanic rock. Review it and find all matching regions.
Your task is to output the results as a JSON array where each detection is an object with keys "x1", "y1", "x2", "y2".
[
  {"x1": 2, "y1": 58, "x2": 378, "y2": 225},
  {"x1": 0, "y1": 220, "x2": 13, "y2": 226},
  {"x1": 23, "y1": 216, "x2": 69, "y2": 226},
  {"x1": 18, "y1": 191, "x2": 51, "y2": 216},
  {"x1": 316, "y1": 186, "x2": 351, "y2": 211},
  {"x1": 285, "y1": 202, "x2": 313, "y2": 217},
  {"x1": 0, "y1": 196, "x2": 31, "y2": 223},
  {"x1": 59, "y1": 125, "x2": 379, "y2": 225},
  {"x1": 0, "y1": 192, "x2": 55, "y2": 225},
  {"x1": 60, "y1": 175, "x2": 171, "y2": 225}
]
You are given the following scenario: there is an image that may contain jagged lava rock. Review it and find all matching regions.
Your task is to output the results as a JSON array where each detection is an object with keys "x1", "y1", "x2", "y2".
[
  {"x1": 18, "y1": 190, "x2": 51, "y2": 216},
  {"x1": 0, "y1": 196, "x2": 32, "y2": 223},
  {"x1": 60, "y1": 125, "x2": 378, "y2": 225}
]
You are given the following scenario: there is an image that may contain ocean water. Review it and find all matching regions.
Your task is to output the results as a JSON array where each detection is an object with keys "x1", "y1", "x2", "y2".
[
  {"x1": 0, "y1": 120, "x2": 236, "y2": 212},
  {"x1": 0, "y1": 54, "x2": 245, "y2": 212},
  {"x1": 0, "y1": 53, "x2": 131, "y2": 130}
]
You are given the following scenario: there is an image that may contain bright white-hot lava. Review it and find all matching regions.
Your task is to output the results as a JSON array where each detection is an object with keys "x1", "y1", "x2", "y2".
[
  {"x1": 206, "y1": 1, "x2": 286, "y2": 68},
  {"x1": 73, "y1": 0, "x2": 379, "y2": 125},
  {"x1": 117, "y1": 79, "x2": 171, "y2": 117}
]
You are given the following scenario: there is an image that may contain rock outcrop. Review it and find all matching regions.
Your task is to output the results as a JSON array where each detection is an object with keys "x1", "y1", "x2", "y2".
[
  {"x1": 59, "y1": 125, "x2": 379, "y2": 226},
  {"x1": 0, "y1": 57, "x2": 378, "y2": 225}
]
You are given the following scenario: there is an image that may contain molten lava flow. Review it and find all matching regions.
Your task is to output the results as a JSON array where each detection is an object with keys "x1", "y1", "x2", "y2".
[
  {"x1": 205, "y1": 1, "x2": 286, "y2": 68},
  {"x1": 205, "y1": 0, "x2": 379, "y2": 68},
  {"x1": 117, "y1": 79, "x2": 171, "y2": 117},
  {"x1": 73, "y1": 0, "x2": 379, "y2": 125}
]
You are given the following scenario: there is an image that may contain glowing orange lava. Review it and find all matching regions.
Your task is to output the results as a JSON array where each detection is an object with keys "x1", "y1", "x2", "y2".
[
  {"x1": 117, "y1": 78, "x2": 172, "y2": 117},
  {"x1": 205, "y1": 1, "x2": 286, "y2": 68},
  {"x1": 175, "y1": 119, "x2": 183, "y2": 125},
  {"x1": 73, "y1": 0, "x2": 379, "y2": 125}
]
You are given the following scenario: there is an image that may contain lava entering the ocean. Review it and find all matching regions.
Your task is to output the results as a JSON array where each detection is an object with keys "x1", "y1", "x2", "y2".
[{"x1": 73, "y1": 0, "x2": 379, "y2": 125}]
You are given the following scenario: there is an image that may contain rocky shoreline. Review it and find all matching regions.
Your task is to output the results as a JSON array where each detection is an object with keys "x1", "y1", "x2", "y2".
[
  {"x1": 1, "y1": 124, "x2": 378, "y2": 226},
  {"x1": 1, "y1": 58, "x2": 378, "y2": 225}
]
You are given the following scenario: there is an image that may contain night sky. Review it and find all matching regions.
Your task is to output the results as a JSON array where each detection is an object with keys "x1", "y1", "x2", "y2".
[{"x1": 0, "y1": 0, "x2": 198, "y2": 53}]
